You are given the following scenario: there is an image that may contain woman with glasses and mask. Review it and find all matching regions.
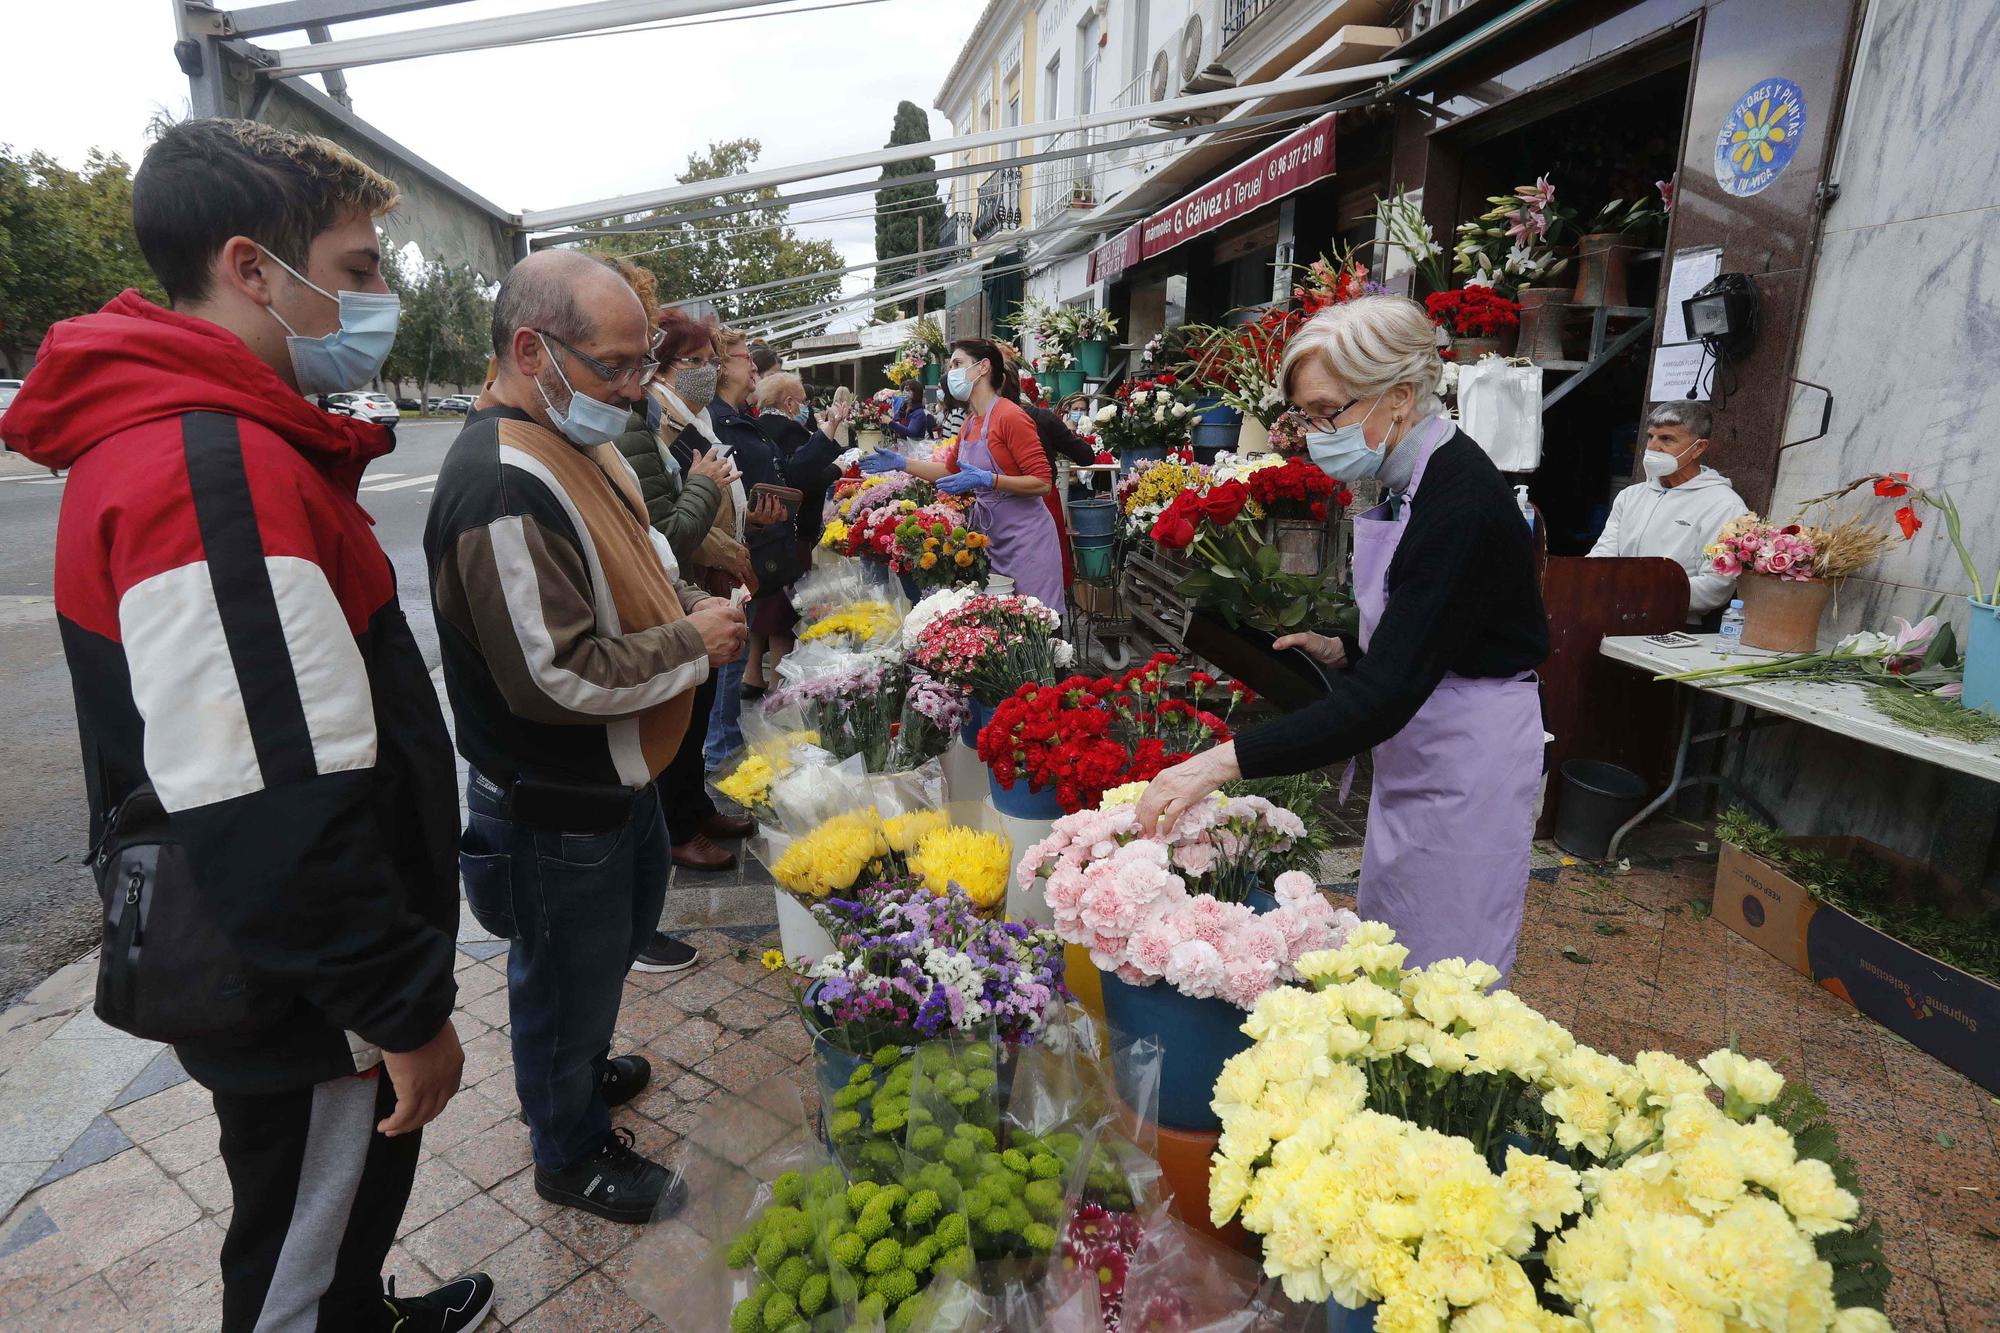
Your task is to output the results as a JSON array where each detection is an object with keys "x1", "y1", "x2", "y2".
[
  {"x1": 1135, "y1": 296, "x2": 1549, "y2": 981},
  {"x1": 861, "y1": 338, "x2": 1064, "y2": 612}
]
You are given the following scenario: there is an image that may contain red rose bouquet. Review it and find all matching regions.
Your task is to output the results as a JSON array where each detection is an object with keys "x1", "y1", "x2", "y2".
[
  {"x1": 975, "y1": 654, "x2": 1249, "y2": 813},
  {"x1": 1151, "y1": 475, "x2": 1353, "y2": 634}
]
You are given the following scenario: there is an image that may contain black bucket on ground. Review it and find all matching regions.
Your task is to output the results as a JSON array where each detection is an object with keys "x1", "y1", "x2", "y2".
[{"x1": 1553, "y1": 760, "x2": 1649, "y2": 860}]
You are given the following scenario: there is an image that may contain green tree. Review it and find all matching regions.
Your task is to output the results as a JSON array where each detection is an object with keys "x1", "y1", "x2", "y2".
[
  {"x1": 873, "y1": 101, "x2": 946, "y2": 307},
  {"x1": 584, "y1": 139, "x2": 843, "y2": 329},
  {"x1": 0, "y1": 147, "x2": 161, "y2": 373},
  {"x1": 380, "y1": 249, "x2": 492, "y2": 406}
]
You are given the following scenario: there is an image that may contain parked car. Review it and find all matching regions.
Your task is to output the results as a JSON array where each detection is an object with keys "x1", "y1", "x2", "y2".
[
  {"x1": 323, "y1": 391, "x2": 401, "y2": 425},
  {"x1": 0, "y1": 379, "x2": 20, "y2": 446},
  {"x1": 395, "y1": 397, "x2": 420, "y2": 411},
  {"x1": 441, "y1": 395, "x2": 475, "y2": 414}
]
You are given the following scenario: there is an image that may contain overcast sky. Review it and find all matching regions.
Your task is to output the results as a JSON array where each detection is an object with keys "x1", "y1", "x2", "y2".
[{"x1": 0, "y1": 0, "x2": 982, "y2": 318}]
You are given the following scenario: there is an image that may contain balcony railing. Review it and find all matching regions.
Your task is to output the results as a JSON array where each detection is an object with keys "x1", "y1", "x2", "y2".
[
  {"x1": 1221, "y1": 0, "x2": 1277, "y2": 48},
  {"x1": 1107, "y1": 69, "x2": 1148, "y2": 160},
  {"x1": 1033, "y1": 128, "x2": 1109, "y2": 227},
  {"x1": 1408, "y1": 0, "x2": 1480, "y2": 37},
  {"x1": 973, "y1": 166, "x2": 1022, "y2": 239},
  {"x1": 938, "y1": 211, "x2": 973, "y2": 254}
]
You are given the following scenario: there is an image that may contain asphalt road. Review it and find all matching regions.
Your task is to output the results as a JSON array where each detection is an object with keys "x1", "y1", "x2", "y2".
[{"x1": 0, "y1": 419, "x2": 463, "y2": 1006}]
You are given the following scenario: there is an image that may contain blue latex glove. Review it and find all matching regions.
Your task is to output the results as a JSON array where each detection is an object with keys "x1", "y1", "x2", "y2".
[
  {"x1": 860, "y1": 450, "x2": 905, "y2": 475},
  {"x1": 937, "y1": 467, "x2": 995, "y2": 495}
]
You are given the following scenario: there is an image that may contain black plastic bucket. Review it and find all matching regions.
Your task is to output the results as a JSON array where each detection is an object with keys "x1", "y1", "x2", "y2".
[{"x1": 1553, "y1": 760, "x2": 1650, "y2": 860}]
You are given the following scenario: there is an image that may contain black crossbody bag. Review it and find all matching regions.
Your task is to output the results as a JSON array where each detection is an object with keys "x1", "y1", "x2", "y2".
[{"x1": 88, "y1": 784, "x2": 267, "y2": 1043}]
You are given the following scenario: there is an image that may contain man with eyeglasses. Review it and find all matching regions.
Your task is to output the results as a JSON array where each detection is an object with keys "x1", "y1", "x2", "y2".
[{"x1": 425, "y1": 250, "x2": 747, "y2": 1224}]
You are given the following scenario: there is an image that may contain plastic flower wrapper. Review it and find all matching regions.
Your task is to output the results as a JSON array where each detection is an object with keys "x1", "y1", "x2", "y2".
[
  {"x1": 889, "y1": 671, "x2": 968, "y2": 769},
  {"x1": 767, "y1": 649, "x2": 908, "y2": 772},
  {"x1": 794, "y1": 560, "x2": 898, "y2": 627}
]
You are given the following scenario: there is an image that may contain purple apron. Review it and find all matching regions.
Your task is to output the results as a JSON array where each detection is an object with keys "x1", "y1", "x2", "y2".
[
  {"x1": 959, "y1": 403, "x2": 1065, "y2": 611},
  {"x1": 1352, "y1": 416, "x2": 1542, "y2": 980}
]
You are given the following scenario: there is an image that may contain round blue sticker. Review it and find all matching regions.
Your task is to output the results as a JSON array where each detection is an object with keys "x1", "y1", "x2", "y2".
[{"x1": 1714, "y1": 79, "x2": 1807, "y2": 197}]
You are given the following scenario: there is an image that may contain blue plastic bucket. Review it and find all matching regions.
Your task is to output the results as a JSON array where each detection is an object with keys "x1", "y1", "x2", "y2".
[
  {"x1": 1966, "y1": 600, "x2": 2000, "y2": 715},
  {"x1": 959, "y1": 697, "x2": 996, "y2": 749},
  {"x1": 1096, "y1": 970, "x2": 1254, "y2": 1131},
  {"x1": 1117, "y1": 445, "x2": 1168, "y2": 473},
  {"x1": 1069, "y1": 498, "x2": 1118, "y2": 539},
  {"x1": 988, "y1": 771, "x2": 1066, "y2": 820},
  {"x1": 1326, "y1": 1302, "x2": 1379, "y2": 1331},
  {"x1": 1191, "y1": 398, "x2": 1241, "y2": 451}
]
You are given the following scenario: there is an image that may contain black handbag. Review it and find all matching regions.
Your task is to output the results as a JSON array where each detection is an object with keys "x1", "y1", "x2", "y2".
[
  {"x1": 746, "y1": 485, "x2": 810, "y2": 590},
  {"x1": 90, "y1": 785, "x2": 267, "y2": 1043}
]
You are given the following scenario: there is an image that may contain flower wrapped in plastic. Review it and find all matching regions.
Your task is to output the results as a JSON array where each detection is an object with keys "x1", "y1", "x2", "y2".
[
  {"x1": 908, "y1": 591, "x2": 1073, "y2": 707},
  {"x1": 1018, "y1": 790, "x2": 1358, "y2": 1008}
]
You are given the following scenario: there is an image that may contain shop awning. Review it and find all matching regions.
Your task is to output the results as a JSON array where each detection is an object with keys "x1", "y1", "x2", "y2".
[{"x1": 1384, "y1": 0, "x2": 1573, "y2": 94}]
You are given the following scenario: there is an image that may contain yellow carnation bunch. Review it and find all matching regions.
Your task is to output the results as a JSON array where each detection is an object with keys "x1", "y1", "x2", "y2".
[
  {"x1": 818, "y1": 518, "x2": 850, "y2": 550},
  {"x1": 771, "y1": 807, "x2": 891, "y2": 899},
  {"x1": 905, "y1": 824, "x2": 1009, "y2": 908}
]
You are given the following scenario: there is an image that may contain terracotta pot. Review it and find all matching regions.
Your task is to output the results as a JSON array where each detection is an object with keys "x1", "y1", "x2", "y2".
[
  {"x1": 1515, "y1": 287, "x2": 1571, "y2": 362},
  {"x1": 1572, "y1": 232, "x2": 1639, "y2": 308},
  {"x1": 1272, "y1": 519, "x2": 1328, "y2": 576},
  {"x1": 1737, "y1": 572, "x2": 1838, "y2": 654},
  {"x1": 1449, "y1": 333, "x2": 1514, "y2": 363}
]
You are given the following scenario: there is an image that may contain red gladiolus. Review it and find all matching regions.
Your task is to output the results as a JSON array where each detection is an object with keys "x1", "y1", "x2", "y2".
[
  {"x1": 1895, "y1": 504, "x2": 1922, "y2": 539},
  {"x1": 1874, "y1": 473, "x2": 1911, "y2": 499}
]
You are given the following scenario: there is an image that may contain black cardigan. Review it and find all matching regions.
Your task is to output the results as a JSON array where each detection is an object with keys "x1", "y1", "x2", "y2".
[
  {"x1": 1026, "y1": 403, "x2": 1096, "y2": 470},
  {"x1": 755, "y1": 412, "x2": 845, "y2": 545},
  {"x1": 1233, "y1": 429, "x2": 1549, "y2": 777}
]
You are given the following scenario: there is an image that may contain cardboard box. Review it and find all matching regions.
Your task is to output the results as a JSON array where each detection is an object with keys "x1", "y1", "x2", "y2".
[{"x1": 1714, "y1": 838, "x2": 2000, "y2": 1095}]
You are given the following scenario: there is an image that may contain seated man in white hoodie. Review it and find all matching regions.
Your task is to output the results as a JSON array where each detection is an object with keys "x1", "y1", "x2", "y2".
[{"x1": 1588, "y1": 401, "x2": 1747, "y2": 626}]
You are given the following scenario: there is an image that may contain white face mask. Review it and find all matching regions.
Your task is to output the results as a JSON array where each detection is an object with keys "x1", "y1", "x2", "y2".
[{"x1": 1643, "y1": 441, "x2": 1694, "y2": 482}]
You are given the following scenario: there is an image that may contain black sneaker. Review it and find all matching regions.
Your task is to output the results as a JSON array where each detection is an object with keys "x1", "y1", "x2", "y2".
[
  {"x1": 515, "y1": 1054, "x2": 651, "y2": 1124},
  {"x1": 534, "y1": 1127, "x2": 686, "y2": 1224},
  {"x1": 601, "y1": 1053, "x2": 651, "y2": 1107},
  {"x1": 382, "y1": 1272, "x2": 495, "y2": 1331},
  {"x1": 632, "y1": 931, "x2": 699, "y2": 974}
]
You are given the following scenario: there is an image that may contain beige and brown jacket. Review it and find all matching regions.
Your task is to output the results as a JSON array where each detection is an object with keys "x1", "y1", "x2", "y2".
[{"x1": 425, "y1": 405, "x2": 712, "y2": 790}]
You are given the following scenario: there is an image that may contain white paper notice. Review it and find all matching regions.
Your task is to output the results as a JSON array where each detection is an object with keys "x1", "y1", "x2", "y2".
[
  {"x1": 1650, "y1": 247, "x2": 1723, "y2": 401},
  {"x1": 1661, "y1": 247, "x2": 1722, "y2": 344},
  {"x1": 1651, "y1": 342, "x2": 1710, "y2": 401}
]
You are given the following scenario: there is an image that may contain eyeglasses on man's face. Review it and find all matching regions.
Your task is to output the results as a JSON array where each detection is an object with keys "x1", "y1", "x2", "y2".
[{"x1": 538, "y1": 330, "x2": 659, "y2": 388}]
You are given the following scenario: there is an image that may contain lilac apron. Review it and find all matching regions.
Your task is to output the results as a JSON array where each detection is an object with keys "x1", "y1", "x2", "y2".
[
  {"x1": 960, "y1": 403, "x2": 1065, "y2": 611},
  {"x1": 1352, "y1": 417, "x2": 1542, "y2": 980}
]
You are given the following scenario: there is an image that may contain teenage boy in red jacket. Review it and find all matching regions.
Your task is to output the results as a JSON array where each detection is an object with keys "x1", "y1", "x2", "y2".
[{"x1": 2, "y1": 118, "x2": 493, "y2": 1332}]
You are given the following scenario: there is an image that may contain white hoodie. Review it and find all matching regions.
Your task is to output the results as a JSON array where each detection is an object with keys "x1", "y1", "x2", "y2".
[{"x1": 1589, "y1": 465, "x2": 1748, "y2": 620}]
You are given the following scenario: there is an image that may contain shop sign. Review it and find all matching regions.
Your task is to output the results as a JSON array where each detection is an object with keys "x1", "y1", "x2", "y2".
[
  {"x1": 1713, "y1": 78, "x2": 1806, "y2": 198},
  {"x1": 1139, "y1": 113, "x2": 1335, "y2": 261},
  {"x1": 1087, "y1": 224, "x2": 1144, "y2": 285}
]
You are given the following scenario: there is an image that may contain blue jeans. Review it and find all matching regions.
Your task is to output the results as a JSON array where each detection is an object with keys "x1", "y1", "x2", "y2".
[
  {"x1": 460, "y1": 772, "x2": 667, "y2": 1171},
  {"x1": 703, "y1": 645, "x2": 748, "y2": 769}
]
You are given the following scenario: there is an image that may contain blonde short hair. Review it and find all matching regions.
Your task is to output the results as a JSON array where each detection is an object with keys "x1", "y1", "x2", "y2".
[
  {"x1": 1279, "y1": 295, "x2": 1444, "y2": 420},
  {"x1": 754, "y1": 371, "x2": 805, "y2": 411},
  {"x1": 711, "y1": 323, "x2": 749, "y2": 358}
]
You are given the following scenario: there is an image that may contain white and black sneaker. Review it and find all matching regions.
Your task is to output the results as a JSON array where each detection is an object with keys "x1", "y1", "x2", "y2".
[
  {"x1": 382, "y1": 1272, "x2": 495, "y2": 1331},
  {"x1": 533, "y1": 1127, "x2": 687, "y2": 1224},
  {"x1": 631, "y1": 932, "x2": 699, "y2": 974}
]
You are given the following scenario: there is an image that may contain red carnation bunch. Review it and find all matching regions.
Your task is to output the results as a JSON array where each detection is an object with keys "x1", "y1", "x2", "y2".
[
  {"x1": 974, "y1": 654, "x2": 1249, "y2": 813},
  {"x1": 1245, "y1": 457, "x2": 1345, "y2": 522},
  {"x1": 1425, "y1": 287, "x2": 1522, "y2": 340}
]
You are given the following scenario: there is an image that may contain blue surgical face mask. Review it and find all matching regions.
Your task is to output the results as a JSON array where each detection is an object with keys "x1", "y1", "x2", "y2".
[
  {"x1": 535, "y1": 333, "x2": 630, "y2": 447},
  {"x1": 945, "y1": 366, "x2": 973, "y2": 401},
  {"x1": 1305, "y1": 399, "x2": 1385, "y2": 483},
  {"x1": 259, "y1": 246, "x2": 400, "y2": 397}
]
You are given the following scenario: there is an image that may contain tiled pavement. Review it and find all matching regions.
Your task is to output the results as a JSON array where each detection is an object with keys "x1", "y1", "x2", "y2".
[{"x1": 0, "y1": 832, "x2": 1995, "y2": 1329}]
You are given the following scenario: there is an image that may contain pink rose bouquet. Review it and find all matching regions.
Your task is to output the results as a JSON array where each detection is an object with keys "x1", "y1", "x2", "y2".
[
  {"x1": 1018, "y1": 795, "x2": 1359, "y2": 1009},
  {"x1": 1706, "y1": 516, "x2": 1821, "y2": 582}
]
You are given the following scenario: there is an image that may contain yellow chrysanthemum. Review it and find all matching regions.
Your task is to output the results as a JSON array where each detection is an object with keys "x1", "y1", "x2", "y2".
[
  {"x1": 906, "y1": 825, "x2": 1010, "y2": 908},
  {"x1": 715, "y1": 755, "x2": 775, "y2": 810},
  {"x1": 797, "y1": 601, "x2": 899, "y2": 646},
  {"x1": 882, "y1": 808, "x2": 948, "y2": 854},
  {"x1": 771, "y1": 808, "x2": 890, "y2": 898}
]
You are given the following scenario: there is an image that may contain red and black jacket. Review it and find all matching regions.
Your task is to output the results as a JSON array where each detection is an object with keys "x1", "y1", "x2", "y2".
[{"x1": 3, "y1": 291, "x2": 460, "y2": 1093}]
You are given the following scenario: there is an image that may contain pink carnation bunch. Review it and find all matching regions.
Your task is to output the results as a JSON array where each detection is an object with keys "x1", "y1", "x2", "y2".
[{"x1": 1020, "y1": 801, "x2": 1358, "y2": 1009}]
